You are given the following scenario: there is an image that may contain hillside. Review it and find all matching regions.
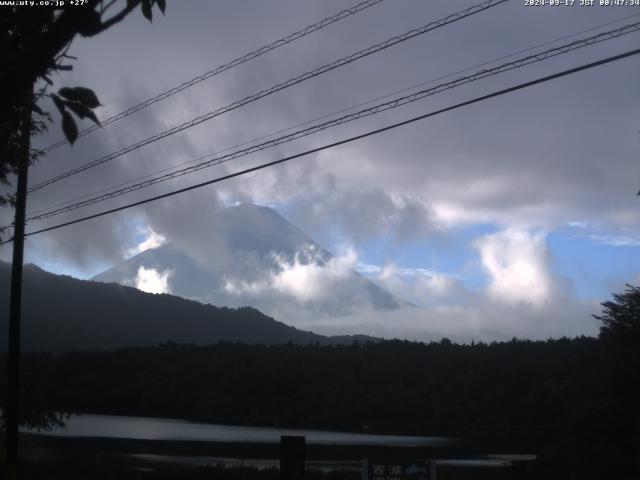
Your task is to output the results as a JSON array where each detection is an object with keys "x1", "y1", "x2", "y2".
[
  {"x1": 0, "y1": 261, "x2": 373, "y2": 352},
  {"x1": 92, "y1": 204, "x2": 410, "y2": 322}
]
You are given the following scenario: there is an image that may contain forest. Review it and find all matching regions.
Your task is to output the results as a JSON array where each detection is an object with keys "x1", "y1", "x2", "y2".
[
  {"x1": 1, "y1": 339, "x2": 636, "y2": 477},
  {"x1": 1, "y1": 285, "x2": 638, "y2": 479}
]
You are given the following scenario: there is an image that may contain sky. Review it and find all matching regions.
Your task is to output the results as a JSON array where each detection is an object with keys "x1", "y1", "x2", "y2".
[{"x1": 2, "y1": 0, "x2": 640, "y2": 341}]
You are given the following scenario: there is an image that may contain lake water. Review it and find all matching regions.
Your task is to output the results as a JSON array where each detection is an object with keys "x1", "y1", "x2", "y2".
[
  {"x1": 27, "y1": 413, "x2": 450, "y2": 446},
  {"x1": 25, "y1": 414, "x2": 535, "y2": 471}
]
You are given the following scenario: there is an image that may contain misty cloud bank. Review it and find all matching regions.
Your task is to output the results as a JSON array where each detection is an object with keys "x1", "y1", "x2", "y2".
[{"x1": 89, "y1": 206, "x2": 600, "y2": 343}]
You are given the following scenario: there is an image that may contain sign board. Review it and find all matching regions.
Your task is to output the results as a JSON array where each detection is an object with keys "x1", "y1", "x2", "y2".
[{"x1": 363, "y1": 460, "x2": 432, "y2": 480}]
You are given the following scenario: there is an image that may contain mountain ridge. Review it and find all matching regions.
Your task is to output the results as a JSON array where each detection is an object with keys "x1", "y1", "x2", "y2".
[
  {"x1": 92, "y1": 203, "x2": 410, "y2": 321},
  {"x1": 0, "y1": 261, "x2": 377, "y2": 352}
]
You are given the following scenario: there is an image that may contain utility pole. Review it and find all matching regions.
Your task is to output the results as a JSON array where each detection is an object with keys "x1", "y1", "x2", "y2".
[{"x1": 6, "y1": 83, "x2": 33, "y2": 480}]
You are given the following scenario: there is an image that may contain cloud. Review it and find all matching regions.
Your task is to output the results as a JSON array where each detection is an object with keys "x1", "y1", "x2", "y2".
[
  {"x1": 20, "y1": 215, "x2": 133, "y2": 271},
  {"x1": 19, "y1": 1, "x2": 640, "y2": 251},
  {"x1": 474, "y1": 229, "x2": 552, "y2": 307},
  {"x1": 139, "y1": 189, "x2": 233, "y2": 272},
  {"x1": 126, "y1": 227, "x2": 167, "y2": 257},
  {"x1": 299, "y1": 297, "x2": 600, "y2": 343},
  {"x1": 266, "y1": 227, "x2": 592, "y2": 341},
  {"x1": 590, "y1": 234, "x2": 640, "y2": 247},
  {"x1": 5, "y1": 0, "x2": 637, "y2": 343},
  {"x1": 565, "y1": 221, "x2": 640, "y2": 247},
  {"x1": 135, "y1": 266, "x2": 171, "y2": 294},
  {"x1": 232, "y1": 158, "x2": 441, "y2": 246},
  {"x1": 357, "y1": 254, "x2": 481, "y2": 308},
  {"x1": 272, "y1": 248, "x2": 354, "y2": 300},
  {"x1": 371, "y1": 263, "x2": 465, "y2": 307},
  {"x1": 224, "y1": 245, "x2": 357, "y2": 302}
]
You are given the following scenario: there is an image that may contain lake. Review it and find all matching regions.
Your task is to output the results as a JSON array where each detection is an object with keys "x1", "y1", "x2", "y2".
[
  {"x1": 26, "y1": 413, "x2": 450, "y2": 446},
  {"x1": 24, "y1": 414, "x2": 535, "y2": 472}
]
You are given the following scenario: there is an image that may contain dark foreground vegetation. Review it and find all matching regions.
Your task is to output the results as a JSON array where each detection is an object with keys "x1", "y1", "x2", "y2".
[
  {"x1": 8, "y1": 462, "x2": 359, "y2": 480},
  {"x1": 7, "y1": 462, "x2": 528, "y2": 480},
  {"x1": 2, "y1": 338, "x2": 638, "y2": 477},
  {"x1": 8, "y1": 337, "x2": 605, "y2": 439},
  {"x1": 1, "y1": 285, "x2": 639, "y2": 479}
]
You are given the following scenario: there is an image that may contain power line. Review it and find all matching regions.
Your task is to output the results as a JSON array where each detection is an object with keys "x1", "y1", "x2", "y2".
[
  {"x1": 32, "y1": 0, "x2": 506, "y2": 191},
  {"x1": 5, "y1": 47, "x2": 637, "y2": 244},
  {"x1": 27, "y1": 11, "x2": 640, "y2": 219},
  {"x1": 26, "y1": 21, "x2": 640, "y2": 222},
  {"x1": 40, "y1": 0, "x2": 388, "y2": 153},
  {"x1": 28, "y1": 0, "x2": 508, "y2": 193}
]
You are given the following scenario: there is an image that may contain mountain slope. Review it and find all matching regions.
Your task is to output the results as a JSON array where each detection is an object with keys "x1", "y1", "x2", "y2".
[
  {"x1": 0, "y1": 262, "x2": 372, "y2": 352},
  {"x1": 93, "y1": 204, "x2": 409, "y2": 322}
]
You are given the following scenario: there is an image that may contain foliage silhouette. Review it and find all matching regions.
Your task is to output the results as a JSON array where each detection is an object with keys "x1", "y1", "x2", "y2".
[
  {"x1": 5, "y1": 332, "x2": 637, "y2": 479},
  {"x1": 0, "y1": 0, "x2": 166, "y2": 211},
  {"x1": 594, "y1": 284, "x2": 640, "y2": 347},
  {"x1": 0, "y1": 0, "x2": 166, "y2": 432}
]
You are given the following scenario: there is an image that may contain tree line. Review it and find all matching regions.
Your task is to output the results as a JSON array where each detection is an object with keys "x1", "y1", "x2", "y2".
[{"x1": 1, "y1": 285, "x2": 638, "y2": 479}]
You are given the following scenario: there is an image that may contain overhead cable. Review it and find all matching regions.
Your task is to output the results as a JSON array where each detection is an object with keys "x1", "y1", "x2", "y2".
[
  {"x1": 28, "y1": 0, "x2": 508, "y2": 193},
  {"x1": 4, "y1": 47, "x2": 636, "y2": 244},
  {"x1": 40, "y1": 0, "x2": 388, "y2": 153},
  {"x1": 27, "y1": 11, "x2": 640, "y2": 219},
  {"x1": 26, "y1": 21, "x2": 640, "y2": 222}
]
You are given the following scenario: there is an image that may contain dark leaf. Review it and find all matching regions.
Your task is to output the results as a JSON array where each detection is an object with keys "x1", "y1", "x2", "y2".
[
  {"x1": 77, "y1": 9, "x2": 102, "y2": 37},
  {"x1": 64, "y1": 101, "x2": 86, "y2": 119},
  {"x1": 141, "y1": 0, "x2": 152, "y2": 22},
  {"x1": 59, "y1": 87, "x2": 102, "y2": 109},
  {"x1": 65, "y1": 100, "x2": 101, "y2": 127},
  {"x1": 62, "y1": 111, "x2": 78, "y2": 145},
  {"x1": 51, "y1": 94, "x2": 65, "y2": 115},
  {"x1": 85, "y1": 109, "x2": 101, "y2": 127},
  {"x1": 32, "y1": 104, "x2": 45, "y2": 116},
  {"x1": 58, "y1": 87, "x2": 74, "y2": 99},
  {"x1": 156, "y1": 0, "x2": 166, "y2": 14}
]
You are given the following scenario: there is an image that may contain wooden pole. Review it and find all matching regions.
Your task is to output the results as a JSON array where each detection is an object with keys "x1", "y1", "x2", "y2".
[
  {"x1": 280, "y1": 435, "x2": 306, "y2": 480},
  {"x1": 6, "y1": 83, "x2": 33, "y2": 480}
]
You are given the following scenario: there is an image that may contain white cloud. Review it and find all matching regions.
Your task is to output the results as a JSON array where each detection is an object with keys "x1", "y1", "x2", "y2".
[
  {"x1": 474, "y1": 229, "x2": 551, "y2": 307},
  {"x1": 135, "y1": 266, "x2": 171, "y2": 294},
  {"x1": 372, "y1": 263, "x2": 465, "y2": 307},
  {"x1": 431, "y1": 202, "x2": 491, "y2": 228},
  {"x1": 416, "y1": 273, "x2": 459, "y2": 297},
  {"x1": 566, "y1": 221, "x2": 640, "y2": 247},
  {"x1": 222, "y1": 278, "x2": 268, "y2": 297},
  {"x1": 359, "y1": 262, "x2": 448, "y2": 278},
  {"x1": 126, "y1": 227, "x2": 167, "y2": 258},
  {"x1": 590, "y1": 234, "x2": 640, "y2": 247},
  {"x1": 224, "y1": 246, "x2": 358, "y2": 302},
  {"x1": 356, "y1": 262, "x2": 384, "y2": 275},
  {"x1": 298, "y1": 298, "x2": 600, "y2": 343}
]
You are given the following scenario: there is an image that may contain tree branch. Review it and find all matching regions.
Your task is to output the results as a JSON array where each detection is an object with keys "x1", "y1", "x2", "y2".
[
  {"x1": 0, "y1": 0, "x2": 142, "y2": 121},
  {"x1": 100, "y1": 0, "x2": 119, "y2": 16},
  {"x1": 95, "y1": 1, "x2": 140, "y2": 33}
]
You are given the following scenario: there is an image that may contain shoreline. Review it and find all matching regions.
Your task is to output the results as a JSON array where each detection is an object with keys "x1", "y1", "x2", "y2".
[
  {"x1": 23, "y1": 433, "x2": 462, "y2": 462},
  {"x1": 13, "y1": 433, "x2": 534, "y2": 479}
]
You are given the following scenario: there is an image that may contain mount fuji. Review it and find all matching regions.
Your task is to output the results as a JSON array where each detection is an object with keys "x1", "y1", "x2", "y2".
[{"x1": 93, "y1": 204, "x2": 411, "y2": 325}]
